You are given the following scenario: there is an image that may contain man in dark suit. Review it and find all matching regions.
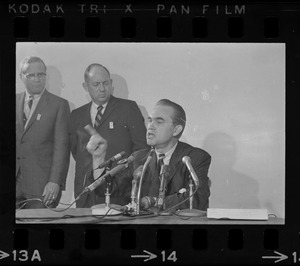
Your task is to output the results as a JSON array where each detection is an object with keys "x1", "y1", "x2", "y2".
[
  {"x1": 16, "y1": 56, "x2": 70, "y2": 209},
  {"x1": 86, "y1": 99, "x2": 211, "y2": 212},
  {"x1": 70, "y1": 63, "x2": 148, "y2": 207}
]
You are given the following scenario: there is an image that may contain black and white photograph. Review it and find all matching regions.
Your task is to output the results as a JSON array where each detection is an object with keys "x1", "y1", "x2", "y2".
[{"x1": 15, "y1": 42, "x2": 285, "y2": 224}]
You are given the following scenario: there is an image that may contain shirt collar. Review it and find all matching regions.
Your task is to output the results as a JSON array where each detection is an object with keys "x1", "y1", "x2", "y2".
[
  {"x1": 92, "y1": 100, "x2": 108, "y2": 111},
  {"x1": 155, "y1": 141, "x2": 178, "y2": 165},
  {"x1": 25, "y1": 88, "x2": 45, "y2": 100}
]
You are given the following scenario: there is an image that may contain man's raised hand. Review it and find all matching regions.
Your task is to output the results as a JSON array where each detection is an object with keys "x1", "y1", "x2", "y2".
[{"x1": 84, "y1": 124, "x2": 107, "y2": 157}]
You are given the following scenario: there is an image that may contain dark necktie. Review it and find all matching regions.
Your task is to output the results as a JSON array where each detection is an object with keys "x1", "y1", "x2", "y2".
[
  {"x1": 149, "y1": 153, "x2": 166, "y2": 197},
  {"x1": 157, "y1": 153, "x2": 165, "y2": 177},
  {"x1": 23, "y1": 96, "x2": 33, "y2": 125},
  {"x1": 94, "y1": 105, "x2": 103, "y2": 128}
]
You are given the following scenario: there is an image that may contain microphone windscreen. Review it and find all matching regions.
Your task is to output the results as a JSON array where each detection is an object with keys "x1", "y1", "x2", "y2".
[
  {"x1": 160, "y1": 164, "x2": 170, "y2": 176},
  {"x1": 140, "y1": 196, "x2": 156, "y2": 210},
  {"x1": 126, "y1": 155, "x2": 135, "y2": 164},
  {"x1": 116, "y1": 151, "x2": 127, "y2": 160},
  {"x1": 182, "y1": 156, "x2": 191, "y2": 164}
]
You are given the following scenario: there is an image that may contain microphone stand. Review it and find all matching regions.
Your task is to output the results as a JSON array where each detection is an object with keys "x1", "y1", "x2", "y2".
[
  {"x1": 91, "y1": 161, "x2": 122, "y2": 215},
  {"x1": 176, "y1": 175, "x2": 206, "y2": 217},
  {"x1": 135, "y1": 164, "x2": 147, "y2": 215},
  {"x1": 135, "y1": 150, "x2": 154, "y2": 215},
  {"x1": 129, "y1": 179, "x2": 138, "y2": 213},
  {"x1": 154, "y1": 165, "x2": 169, "y2": 214}
]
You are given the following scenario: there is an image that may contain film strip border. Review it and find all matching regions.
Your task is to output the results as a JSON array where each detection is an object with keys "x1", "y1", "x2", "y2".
[
  {"x1": 2, "y1": 226, "x2": 298, "y2": 264},
  {"x1": 1, "y1": 1, "x2": 300, "y2": 265},
  {"x1": 11, "y1": 228, "x2": 284, "y2": 250},
  {"x1": 1, "y1": 2, "x2": 300, "y2": 40},
  {"x1": 12, "y1": 16, "x2": 286, "y2": 39}
]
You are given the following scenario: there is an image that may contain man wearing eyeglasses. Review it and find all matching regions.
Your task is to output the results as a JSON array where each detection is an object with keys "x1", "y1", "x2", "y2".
[
  {"x1": 16, "y1": 56, "x2": 70, "y2": 209},
  {"x1": 70, "y1": 63, "x2": 148, "y2": 208}
]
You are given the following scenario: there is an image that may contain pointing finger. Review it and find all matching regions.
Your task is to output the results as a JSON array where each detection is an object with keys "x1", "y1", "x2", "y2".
[{"x1": 84, "y1": 124, "x2": 98, "y2": 136}]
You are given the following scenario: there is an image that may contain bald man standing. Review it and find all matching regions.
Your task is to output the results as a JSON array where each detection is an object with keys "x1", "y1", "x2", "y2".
[{"x1": 70, "y1": 63, "x2": 148, "y2": 207}]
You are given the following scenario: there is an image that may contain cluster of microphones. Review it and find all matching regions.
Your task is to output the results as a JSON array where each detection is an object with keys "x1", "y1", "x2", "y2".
[{"x1": 82, "y1": 150, "x2": 199, "y2": 216}]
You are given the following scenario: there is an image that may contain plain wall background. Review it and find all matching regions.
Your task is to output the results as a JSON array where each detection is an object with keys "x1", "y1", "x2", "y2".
[{"x1": 16, "y1": 43, "x2": 285, "y2": 218}]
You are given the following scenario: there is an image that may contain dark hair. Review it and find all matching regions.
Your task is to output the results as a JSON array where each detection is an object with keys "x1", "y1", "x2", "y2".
[
  {"x1": 19, "y1": 56, "x2": 47, "y2": 75},
  {"x1": 84, "y1": 63, "x2": 110, "y2": 82},
  {"x1": 156, "y1": 99, "x2": 186, "y2": 139}
]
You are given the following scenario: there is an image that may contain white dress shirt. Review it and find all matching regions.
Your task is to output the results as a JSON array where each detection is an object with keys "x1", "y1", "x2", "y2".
[
  {"x1": 155, "y1": 141, "x2": 178, "y2": 166},
  {"x1": 90, "y1": 101, "x2": 108, "y2": 126}
]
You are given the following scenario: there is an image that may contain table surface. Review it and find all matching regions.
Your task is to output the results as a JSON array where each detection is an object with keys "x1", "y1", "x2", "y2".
[{"x1": 15, "y1": 208, "x2": 284, "y2": 224}]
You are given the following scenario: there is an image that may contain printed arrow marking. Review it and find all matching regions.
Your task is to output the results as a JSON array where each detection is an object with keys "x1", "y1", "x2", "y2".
[
  {"x1": 0, "y1": 250, "x2": 10, "y2": 260},
  {"x1": 131, "y1": 250, "x2": 157, "y2": 262},
  {"x1": 262, "y1": 251, "x2": 288, "y2": 263}
]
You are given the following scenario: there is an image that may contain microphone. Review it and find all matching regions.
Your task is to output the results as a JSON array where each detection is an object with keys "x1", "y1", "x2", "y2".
[
  {"x1": 157, "y1": 164, "x2": 170, "y2": 209},
  {"x1": 121, "y1": 195, "x2": 155, "y2": 213},
  {"x1": 131, "y1": 165, "x2": 143, "y2": 200},
  {"x1": 182, "y1": 156, "x2": 199, "y2": 189},
  {"x1": 140, "y1": 196, "x2": 157, "y2": 210},
  {"x1": 97, "y1": 151, "x2": 126, "y2": 169},
  {"x1": 84, "y1": 155, "x2": 134, "y2": 193}
]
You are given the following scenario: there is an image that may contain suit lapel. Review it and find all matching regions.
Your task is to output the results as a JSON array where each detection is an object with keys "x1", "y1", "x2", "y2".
[
  {"x1": 23, "y1": 90, "x2": 50, "y2": 135},
  {"x1": 82, "y1": 102, "x2": 93, "y2": 127},
  {"x1": 137, "y1": 150, "x2": 157, "y2": 181},
  {"x1": 166, "y1": 142, "x2": 187, "y2": 187},
  {"x1": 16, "y1": 92, "x2": 26, "y2": 129},
  {"x1": 148, "y1": 152, "x2": 158, "y2": 180},
  {"x1": 142, "y1": 151, "x2": 160, "y2": 196}
]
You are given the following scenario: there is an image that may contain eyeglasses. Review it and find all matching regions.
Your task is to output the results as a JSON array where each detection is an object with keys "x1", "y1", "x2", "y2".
[{"x1": 22, "y1": 72, "x2": 46, "y2": 80}]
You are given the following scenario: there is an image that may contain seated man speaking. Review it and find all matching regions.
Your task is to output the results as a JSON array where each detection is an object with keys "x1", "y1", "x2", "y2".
[{"x1": 85, "y1": 99, "x2": 211, "y2": 212}]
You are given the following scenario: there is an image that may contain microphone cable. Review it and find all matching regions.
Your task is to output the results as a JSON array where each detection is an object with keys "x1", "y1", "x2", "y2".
[
  {"x1": 154, "y1": 181, "x2": 207, "y2": 218},
  {"x1": 16, "y1": 189, "x2": 87, "y2": 212}
]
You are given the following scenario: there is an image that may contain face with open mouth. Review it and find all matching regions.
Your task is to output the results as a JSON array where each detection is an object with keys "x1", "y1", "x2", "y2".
[{"x1": 146, "y1": 105, "x2": 180, "y2": 151}]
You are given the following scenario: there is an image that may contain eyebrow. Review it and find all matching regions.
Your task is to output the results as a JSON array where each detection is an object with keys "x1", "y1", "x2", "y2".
[{"x1": 148, "y1": 116, "x2": 165, "y2": 121}]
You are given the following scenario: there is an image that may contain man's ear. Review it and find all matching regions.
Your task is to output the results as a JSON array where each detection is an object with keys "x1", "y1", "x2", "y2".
[
  {"x1": 173, "y1": 125, "x2": 183, "y2": 137},
  {"x1": 82, "y1": 82, "x2": 88, "y2": 92},
  {"x1": 110, "y1": 79, "x2": 115, "y2": 94}
]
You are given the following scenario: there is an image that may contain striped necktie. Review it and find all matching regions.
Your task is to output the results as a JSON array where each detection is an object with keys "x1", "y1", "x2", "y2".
[{"x1": 94, "y1": 105, "x2": 103, "y2": 128}]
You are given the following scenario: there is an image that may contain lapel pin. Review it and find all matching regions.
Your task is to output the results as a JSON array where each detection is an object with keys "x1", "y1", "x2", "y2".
[
  {"x1": 37, "y1": 114, "x2": 41, "y2": 121},
  {"x1": 109, "y1": 122, "x2": 114, "y2": 129}
]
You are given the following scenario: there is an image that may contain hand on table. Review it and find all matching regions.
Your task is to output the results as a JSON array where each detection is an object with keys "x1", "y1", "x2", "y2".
[{"x1": 42, "y1": 182, "x2": 60, "y2": 206}]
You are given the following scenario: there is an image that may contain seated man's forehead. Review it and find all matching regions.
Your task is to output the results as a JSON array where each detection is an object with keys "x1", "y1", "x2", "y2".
[{"x1": 152, "y1": 105, "x2": 174, "y2": 117}]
